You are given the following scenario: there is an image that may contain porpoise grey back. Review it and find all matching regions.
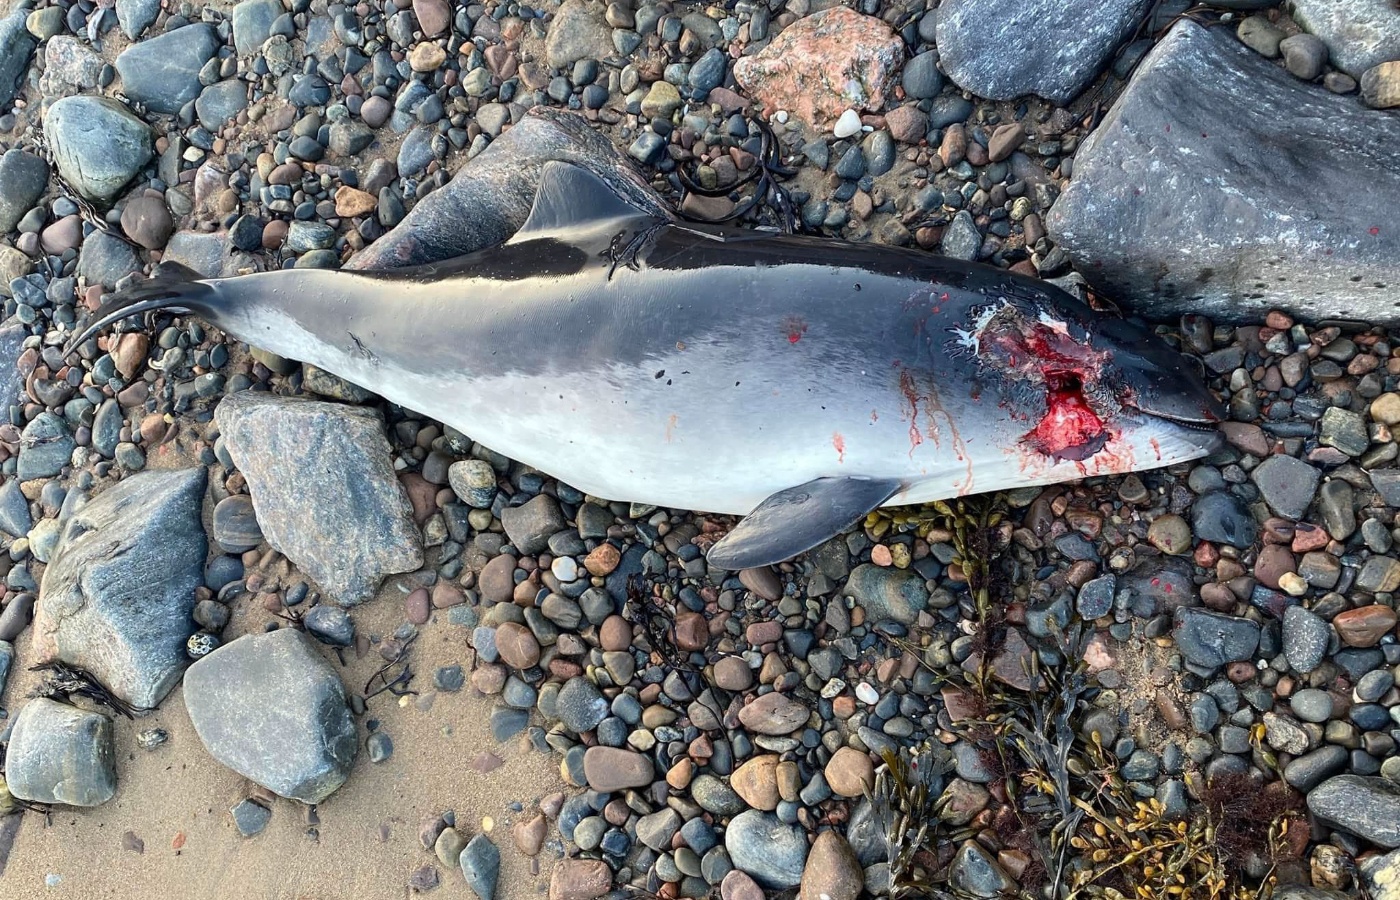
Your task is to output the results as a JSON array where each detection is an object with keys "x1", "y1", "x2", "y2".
[{"x1": 71, "y1": 162, "x2": 1224, "y2": 569}]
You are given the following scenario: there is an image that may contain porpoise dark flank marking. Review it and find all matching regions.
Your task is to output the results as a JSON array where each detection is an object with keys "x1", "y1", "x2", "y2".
[{"x1": 69, "y1": 162, "x2": 1224, "y2": 570}]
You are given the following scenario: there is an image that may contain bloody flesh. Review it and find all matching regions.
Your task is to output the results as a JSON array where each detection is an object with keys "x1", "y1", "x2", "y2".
[{"x1": 981, "y1": 314, "x2": 1110, "y2": 461}]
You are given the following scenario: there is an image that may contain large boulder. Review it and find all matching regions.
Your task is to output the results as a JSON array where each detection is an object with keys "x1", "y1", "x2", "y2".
[
  {"x1": 346, "y1": 108, "x2": 669, "y2": 270},
  {"x1": 213, "y1": 392, "x2": 422, "y2": 605},
  {"x1": 184, "y1": 628, "x2": 358, "y2": 803},
  {"x1": 1047, "y1": 21, "x2": 1400, "y2": 324},
  {"x1": 5, "y1": 698, "x2": 117, "y2": 807},
  {"x1": 935, "y1": 0, "x2": 1151, "y2": 105},
  {"x1": 114, "y1": 23, "x2": 221, "y2": 115},
  {"x1": 32, "y1": 468, "x2": 207, "y2": 710},
  {"x1": 43, "y1": 96, "x2": 153, "y2": 203}
]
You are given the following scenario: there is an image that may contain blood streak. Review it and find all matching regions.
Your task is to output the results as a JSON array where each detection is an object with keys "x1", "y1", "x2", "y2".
[
  {"x1": 898, "y1": 370, "x2": 925, "y2": 456},
  {"x1": 832, "y1": 432, "x2": 846, "y2": 463}
]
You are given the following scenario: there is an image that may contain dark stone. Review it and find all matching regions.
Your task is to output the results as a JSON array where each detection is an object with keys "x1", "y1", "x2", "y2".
[
  {"x1": 935, "y1": 0, "x2": 1150, "y2": 104},
  {"x1": 1173, "y1": 607, "x2": 1260, "y2": 669}
]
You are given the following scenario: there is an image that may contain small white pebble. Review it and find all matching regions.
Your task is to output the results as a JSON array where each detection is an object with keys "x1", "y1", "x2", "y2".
[
  {"x1": 855, "y1": 682, "x2": 879, "y2": 704},
  {"x1": 46, "y1": 875, "x2": 62, "y2": 888},
  {"x1": 481, "y1": 816, "x2": 495, "y2": 833},
  {"x1": 833, "y1": 108, "x2": 862, "y2": 139},
  {"x1": 774, "y1": 110, "x2": 789, "y2": 124},
  {"x1": 551, "y1": 556, "x2": 579, "y2": 582}
]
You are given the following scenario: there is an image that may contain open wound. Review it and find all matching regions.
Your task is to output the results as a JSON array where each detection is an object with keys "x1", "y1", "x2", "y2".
[{"x1": 958, "y1": 302, "x2": 1111, "y2": 462}]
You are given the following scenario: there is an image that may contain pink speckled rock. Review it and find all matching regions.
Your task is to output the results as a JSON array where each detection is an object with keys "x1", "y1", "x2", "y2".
[{"x1": 733, "y1": 7, "x2": 905, "y2": 127}]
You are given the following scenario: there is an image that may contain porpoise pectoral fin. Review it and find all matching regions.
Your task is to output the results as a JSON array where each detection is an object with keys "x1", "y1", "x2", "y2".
[
  {"x1": 509, "y1": 161, "x2": 661, "y2": 241},
  {"x1": 706, "y1": 477, "x2": 904, "y2": 571}
]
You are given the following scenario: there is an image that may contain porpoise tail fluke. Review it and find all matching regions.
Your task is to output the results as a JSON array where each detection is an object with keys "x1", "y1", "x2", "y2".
[{"x1": 66, "y1": 261, "x2": 213, "y2": 354}]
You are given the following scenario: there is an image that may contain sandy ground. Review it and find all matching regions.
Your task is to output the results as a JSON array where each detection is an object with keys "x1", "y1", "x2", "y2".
[{"x1": 0, "y1": 571, "x2": 564, "y2": 900}]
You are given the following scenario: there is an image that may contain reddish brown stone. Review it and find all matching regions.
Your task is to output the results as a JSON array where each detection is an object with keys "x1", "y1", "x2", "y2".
[
  {"x1": 549, "y1": 859, "x2": 613, "y2": 900},
  {"x1": 599, "y1": 615, "x2": 632, "y2": 651},
  {"x1": 673, "y1": 611, "x2": 709, "y2": 651},
  {"x1": 1333, "y1": 605, "x2": 1398, "y2": 647},
  {"x1": 494, "y1": 621, "x2": 540, "y2": 668},
  {"x1": 584, "y1": 543, "x2": 620, "y2": 576},
  {"x1": 478, "y1": 554, "x2": 517, "y2": 605}
]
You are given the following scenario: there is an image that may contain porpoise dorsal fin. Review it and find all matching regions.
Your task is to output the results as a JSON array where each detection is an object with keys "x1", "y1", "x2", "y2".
[
  {"x1": 510, "y1": 161, "x2": 658, "y2": 241},
  {"x1": 706, "y1": 476, "x2": 904, "y2": 570}
]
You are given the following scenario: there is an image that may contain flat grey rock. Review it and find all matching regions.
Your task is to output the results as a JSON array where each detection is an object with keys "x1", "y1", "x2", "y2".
[
  {"x1": 724, "y1": 809, "x2": 808, "y2": 888},
  {"x1": 935, "y1": 0, "x2": 1151, "y2": 105},
  {"x1": 5, "y1": 698, "x2": 117, "y2": 807},
  {"x1": 1308, "y1": 774, "x2": 1400, "y2": 848},
  {"x1": 1047, "y1": 21, "x2": 1400, "y2": 323},
  {"x1": 0, "y1": 8, "x2": 36, "y2": 109},
  {"x1": 0, "y1": 149, "x2": 49, "y2": 234},
  {"x1": 1173, "y1": 607, "x2": 1260, "y2": 669},
  {"x1": 32, "y1": 468, "x2": 207, "y2": 710},
  {"x1": 1288, "y1": 0, "x2": 1400, "y2": 78},
  {"x1": 0, "y1": 316, "x2": 28, "y2": 411},
  {"x1": 17, "y1": 411, "x2": 74, "y2": 480},
  {"x1": 44, "y1": 96, "x2": 153, "y2": 203},
  {"x1": 213, "y1": 392, "x2": 422, "y2": 605},
  {"x1": 184, "y1": 628, "x2": 358, "y2": 803},
  {"x1": 114, "y1": 23, "x2": 221, "y2": 115},
  {"x1": 348, "y1": 108, "x2": 669, "y2": 270}
]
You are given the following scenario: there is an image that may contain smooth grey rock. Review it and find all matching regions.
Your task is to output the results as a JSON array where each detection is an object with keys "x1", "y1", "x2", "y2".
[
  {"x1": 196, "y1": 79, "x2": 250, "y2": 132},
  {"x1": 0, "y1": 9, "x2": 36, "y2": 108},
  {"x1": 5, "y1": 698, "x2": 116, "y2": 807},
  {"x1": 1273, "y1": 886, "x2": 1355, "y2": 900},
  {"x1": 348, "y1": 108, "x2": 668, "y2": 270},
  {"x1": 935, "y1": 0, "x2": 1151, "y2": 104},
  {"x1": 114, "y1": 23, "x2": 221, "y2": 115},
  {"x1": 116, "y1": 0, "x2": 161, "y2": 39},
  {"x1": 0, "y1": 149, "x2": 49, "y2": 233},
  {"x1": 184, "y1": 628, "x2": 357, "y2": 803},
  {"x1": 1048, "y1": 21, "x2": 1400, "y2": 324},
  {"x1": 232, "y1": 0, "x2": 283, "y2": 55},
  {"x1": 544, "y1": 0, "x2": 613, "y2": 69},
  {"x1": 555, "y1": 676, "x2": 609, "y2": 734},
  {"x1": 459, "y1": 833, "x2": 499, "y2": 900},
  {"x1": 231, "y1": 798, "x2": 272, "y2": 836},
  {"x1": 1288, "y1": 0, "x2": 1400, "y2": 78},
  {"x1": 44, "y1": 96, "x2": 153, "y2": 202},
  {"x1": 33, "y1": 468, "x2": 207, "y2": 710},
  {"x1": 0, "y1": 479, "x2": 31, "y2": 537},
  {"x1": 949, "y1": 840, "x2": 1014, "y2": 898},
  {"x1": 500, "y1": 494, "x2": 565, "y2": 555},
  {"x1": 1308, "y1": 774, "x2": 1400, "y2": 848},
  {"x1": 843, "y1": 564, "x2": 929, "y2": 624},
  {"x1": 213, "y1": 393, "x2": 422, "y2": 605},
  {"x1": 1251, "y1": 455, "x2": 1320, "y2": 519},
  {"x1": 303, "y1": 604, "x2": 354, "y2": 646},
  {"x1": 1284, "y1": 744, "x2": 1348, "y2": 792},
  {"x1": 724, "y1": 810, "x2": 807, "y2": 888},
  {"x1": 1173, "y1": 607, "x2": 1260, "y2": 669},
  {"x1": 77, "y1": 230, "x2": 142, "y2": 289},
  {"x1": 17, "y1": 412, "x2": 74, "y2": 480}
]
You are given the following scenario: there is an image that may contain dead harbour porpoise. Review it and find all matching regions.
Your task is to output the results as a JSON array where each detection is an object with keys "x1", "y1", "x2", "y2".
[{"x1": 70, "y1": 161, "x2": 1224, "y2": 570}]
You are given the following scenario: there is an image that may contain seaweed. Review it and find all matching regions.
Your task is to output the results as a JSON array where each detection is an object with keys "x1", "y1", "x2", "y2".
[{"x1": 29, "y1": 661, "x2": 148, "y2": 718}]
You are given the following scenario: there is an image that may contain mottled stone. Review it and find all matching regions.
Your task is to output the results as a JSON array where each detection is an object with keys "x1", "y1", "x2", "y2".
[
  {"x1": 732, "y1": 7, "x2": 905, "y2": 127},
  {"x1": 214, "y1": 394, "x2": 422, "y2": 605}
]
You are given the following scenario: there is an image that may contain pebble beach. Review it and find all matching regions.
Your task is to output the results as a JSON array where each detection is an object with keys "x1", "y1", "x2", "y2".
[{"x1": 0, "y1": 0, "x2": 1399, "y2": 899}]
